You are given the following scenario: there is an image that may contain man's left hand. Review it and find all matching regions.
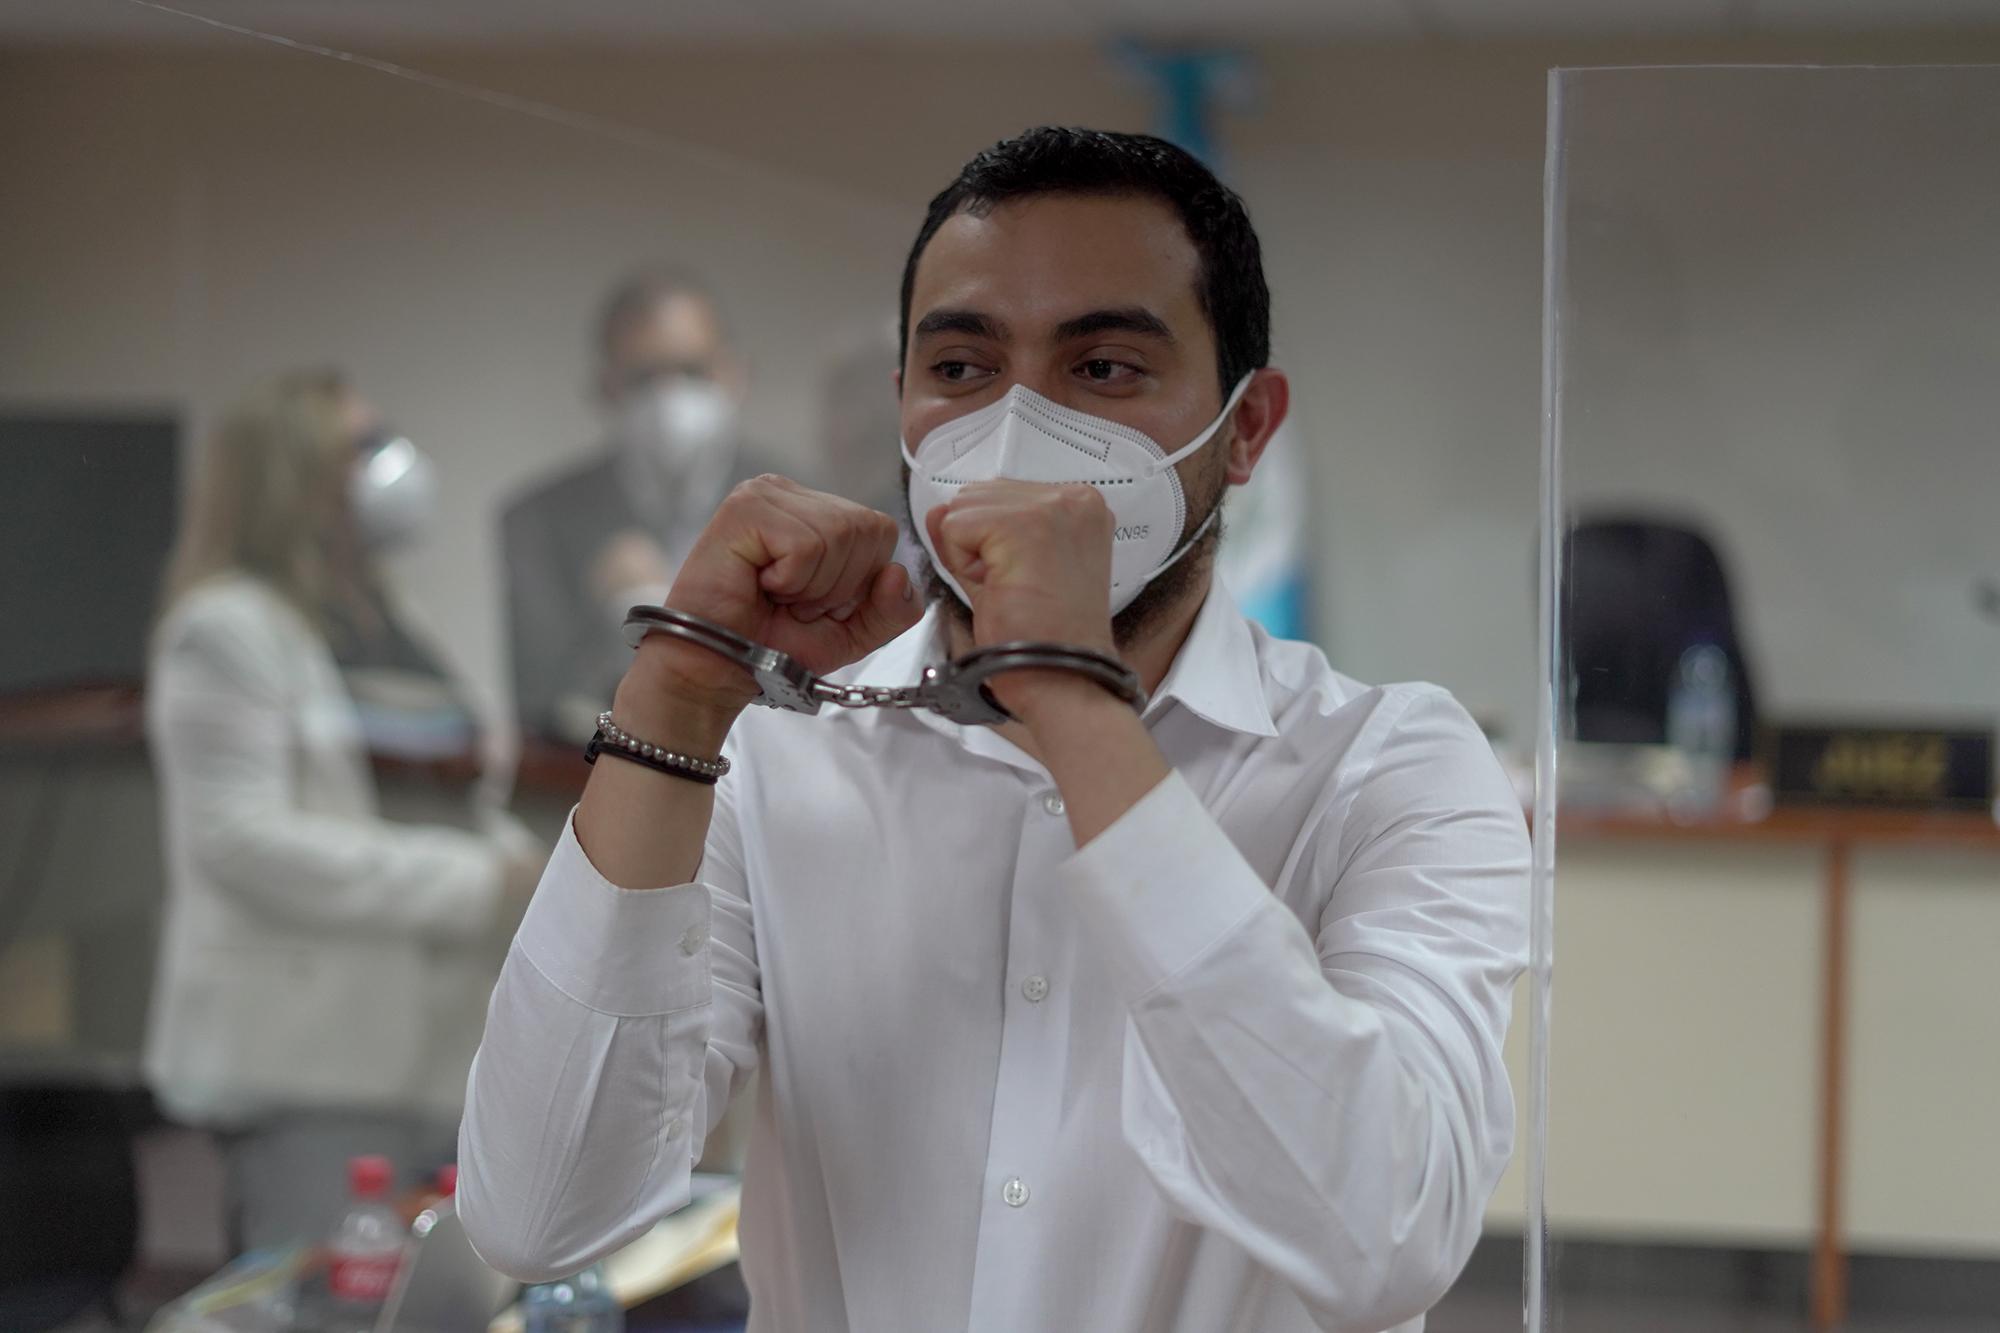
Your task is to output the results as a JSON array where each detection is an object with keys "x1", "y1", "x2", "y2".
[{"x1": 927, "y1": 480, "x2": 1120, "y2": 721}]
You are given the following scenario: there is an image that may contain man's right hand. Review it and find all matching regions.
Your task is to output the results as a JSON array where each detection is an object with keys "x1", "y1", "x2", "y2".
[{"x1": 615, "y1": 475, "x2": 920, "y2": 733}]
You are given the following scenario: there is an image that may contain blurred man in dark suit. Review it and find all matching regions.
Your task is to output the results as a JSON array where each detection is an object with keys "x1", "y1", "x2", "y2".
[{"x1": 502, "y1": 273, "x2": 785, "y2": 742}]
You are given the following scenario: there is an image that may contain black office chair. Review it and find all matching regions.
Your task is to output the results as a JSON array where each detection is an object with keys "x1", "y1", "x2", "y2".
[
  {"x1": 0, "y1": 1082, "x2": 153, "y2": 1331},
  {"x1": 1562, "y1": 515, "x2": 1760, "y2": 760}
]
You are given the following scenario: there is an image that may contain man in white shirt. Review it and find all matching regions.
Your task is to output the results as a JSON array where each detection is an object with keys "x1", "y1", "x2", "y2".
[{"x1": 460, "y1": 127, "x2": 1529, "y2": 1333}]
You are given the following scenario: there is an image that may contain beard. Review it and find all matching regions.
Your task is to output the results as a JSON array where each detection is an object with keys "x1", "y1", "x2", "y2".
[{"x1": 900, "y1": 460, "x2": 1229, "y2": 653}]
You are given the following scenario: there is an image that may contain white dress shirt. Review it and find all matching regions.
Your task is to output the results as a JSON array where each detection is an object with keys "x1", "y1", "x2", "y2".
[{"x1": 459, "y1": 584, "x2": 1529, "y2": 1333}]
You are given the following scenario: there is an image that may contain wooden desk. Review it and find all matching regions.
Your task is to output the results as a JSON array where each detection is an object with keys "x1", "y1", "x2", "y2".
[
  {"x1": 515, "y1": 738, "x2": 591, "y2": 799},
  {"x1": 0, "y1": 684, "x2": 144, "y2": 749},
  {"x1": 1564, "y1": 801, "x2": 2000, "y2": 1330}
]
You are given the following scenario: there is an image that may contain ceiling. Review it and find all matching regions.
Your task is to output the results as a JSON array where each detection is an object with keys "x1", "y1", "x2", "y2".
[{"x1": 4, "y1": 0, "x2": 1999, "y2": 46}]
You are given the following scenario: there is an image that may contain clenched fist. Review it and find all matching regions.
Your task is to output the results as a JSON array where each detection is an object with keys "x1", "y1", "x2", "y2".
[
  {"x1": 624, "y1": 475, "x2": 920, "y2": 723},
  {"x1": 927, "y1": 480, "x2": 1117, "y2": 650},
  {"x1": 926, "y1": 480, "x2": 1120, "y2": 718}
]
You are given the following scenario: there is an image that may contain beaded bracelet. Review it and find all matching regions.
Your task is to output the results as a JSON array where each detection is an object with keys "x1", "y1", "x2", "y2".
[{"x1": 583, "y1": 710, "x2": 730, "y2": 786}]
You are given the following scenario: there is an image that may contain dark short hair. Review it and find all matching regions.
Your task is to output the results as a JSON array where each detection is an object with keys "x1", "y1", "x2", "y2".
[
  {"x1": 595, "y1": 267, "x2": 723, "y2": 362},
  {"x1": 899, "y1": 127, "x2": 1271, "y2": 396}
]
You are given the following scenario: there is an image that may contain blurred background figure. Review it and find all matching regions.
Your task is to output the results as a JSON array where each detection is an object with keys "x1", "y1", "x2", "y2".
[
  {"x1": 502, "y1": 271, "x2": 786, "y2": 744},
  {"x1": 816, "y1": 316, "x2": 905, "y2": 518},
  {"x1": 816, "y1": 316, "x2": 926, "y2": 580},
  {"x1": 144, "y1": 369, "x2": 544, "y2": 1252}
]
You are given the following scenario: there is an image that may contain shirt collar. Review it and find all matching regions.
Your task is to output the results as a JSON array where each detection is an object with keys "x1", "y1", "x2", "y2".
[
  {"x1": 1142, "y1": 580, "x2": 1280, "y2": 739},
  {"x1": 852, "y1": 579, "x2": 1278, "y2": 745},
  {"x1": 844, "y1": 605, "x2": 1036, "y2": 772}
]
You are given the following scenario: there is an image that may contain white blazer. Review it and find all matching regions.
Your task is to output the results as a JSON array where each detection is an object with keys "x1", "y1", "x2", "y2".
[{"x1": 145, "y1": 574, "x2": 518, "y2": 1127}]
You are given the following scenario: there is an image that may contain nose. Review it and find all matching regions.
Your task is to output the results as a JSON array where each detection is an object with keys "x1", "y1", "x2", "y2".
[{"x1": 1004, "y1": 372, "x2": 1073, "y2": 408}]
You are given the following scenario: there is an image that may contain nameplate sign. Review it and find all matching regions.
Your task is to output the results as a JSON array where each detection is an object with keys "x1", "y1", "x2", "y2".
[{"x1": 1765, "y1": 721, "x2": 1993, "y2": 811}]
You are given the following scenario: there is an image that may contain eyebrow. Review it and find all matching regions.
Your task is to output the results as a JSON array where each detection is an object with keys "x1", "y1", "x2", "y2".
[
  {"x1": 912, "y1": 308, "x2": 1008, "y2": 341},
  {"x1": 1052, "y1": 307, "x2": 1175, "y2": 344},
  {"x1": 911, "y1": 305, "x2": 1177, "y2": 347}
]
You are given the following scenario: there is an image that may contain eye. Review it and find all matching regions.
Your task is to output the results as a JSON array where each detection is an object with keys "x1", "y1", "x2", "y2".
[
  {"x1": 1077, "y1": 358, "x2": 1142, "y2": 384},
  {"x1": 931, "y1": 360, "x2": 994, "y2": 384}
]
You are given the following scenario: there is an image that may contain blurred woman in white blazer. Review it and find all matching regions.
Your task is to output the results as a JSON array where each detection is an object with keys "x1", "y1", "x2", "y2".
[{"x1": 146, "y1": 368, "x2": 545, "y2": 1250}]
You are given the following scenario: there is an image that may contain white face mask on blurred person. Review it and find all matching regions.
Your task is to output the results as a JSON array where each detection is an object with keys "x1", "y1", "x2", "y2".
[
  {"x1": 349, "y1": 431, "x2": 439, "y2": 551},
  {"x1": 617, "y1": 377, "x2": 738, "y2": 471},
  {"x1": 902, "y1": 373, "x2": 1253, "y2": 616}
]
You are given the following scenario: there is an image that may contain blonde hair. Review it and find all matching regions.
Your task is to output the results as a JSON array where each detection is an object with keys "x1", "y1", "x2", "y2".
[{"x1": 160, "y1": 368, "x2": 356, "y2": 622}]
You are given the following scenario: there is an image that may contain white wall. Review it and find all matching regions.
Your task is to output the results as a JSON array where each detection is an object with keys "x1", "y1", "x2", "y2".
[
  {"x1": 1557, "y1": 64, "x2": 2000, "y2": 725},
  {"x1": 9, "y1": 31, "x2": 1998, "y2": 738}
]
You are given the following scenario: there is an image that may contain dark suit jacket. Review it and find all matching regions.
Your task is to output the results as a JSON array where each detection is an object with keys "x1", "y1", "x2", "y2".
[{"x1": 501, "y1": 446, "x2": 784, "y2": 742}]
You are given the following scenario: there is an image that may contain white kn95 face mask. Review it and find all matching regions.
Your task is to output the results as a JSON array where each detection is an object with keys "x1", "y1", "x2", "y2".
[
  {"x1": 349, "y1": 431, "x2": 439, "y2": 551},
  {"x1": 901, "y1": 373, "x2": 1253, "y2": 616},
  {"x1": 619, "y1": 377, "x2": 738, "y2": 471}
]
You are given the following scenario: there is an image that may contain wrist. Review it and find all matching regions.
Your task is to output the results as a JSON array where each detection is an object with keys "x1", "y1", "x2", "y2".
[
  {"x1": 1018, "y1": 682, "x2": 1170, "y2": 847},
  {"x1": 1005, "y1": 670, "x2": 1138, "y2": 737},
  {"x1": 611, "y1": 661, "x2": 743, "y2": 757}
]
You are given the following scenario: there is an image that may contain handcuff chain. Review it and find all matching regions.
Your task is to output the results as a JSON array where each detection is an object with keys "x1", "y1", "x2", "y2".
[
  {"x1": 813, "y1": 681, "x2": 928, "y2": 711},
  {"x1": 622, "y1": 605, "x2": 1144, "y2": 728}
]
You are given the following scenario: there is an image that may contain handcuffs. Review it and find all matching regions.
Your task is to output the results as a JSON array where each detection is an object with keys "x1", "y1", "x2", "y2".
[{"x1": 623, "y1": 605, "x2": 1146, "y2": 727}]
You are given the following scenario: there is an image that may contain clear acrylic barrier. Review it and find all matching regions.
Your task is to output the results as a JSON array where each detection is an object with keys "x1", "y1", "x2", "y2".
[{"x1": 1536, "y1": 64, "x2": 2000, "y2": 1332}]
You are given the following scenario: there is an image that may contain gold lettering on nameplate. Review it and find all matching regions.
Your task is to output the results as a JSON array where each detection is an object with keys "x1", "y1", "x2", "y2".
[{"x1": 1810, "y1": 734, "x2": 1949, "y2": 801}]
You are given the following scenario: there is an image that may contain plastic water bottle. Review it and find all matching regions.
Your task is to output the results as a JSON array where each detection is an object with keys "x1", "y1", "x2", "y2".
[
  {"x1": 321, "y1": 1154, "x2": 406, "y2": 1332},
  {"x1": 521, "y1": 1262, "x2": 623, "y2": 1333},
  {"x1": 1667, "y1": 643, "x2": 1736, "y2": 816}
]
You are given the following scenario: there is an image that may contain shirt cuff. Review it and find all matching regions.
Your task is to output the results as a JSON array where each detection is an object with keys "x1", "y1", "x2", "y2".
[
  {"x1": 1061, "y1": 770, "x2": 1274, "y2": 1005},
  {"x1": 514, "y1": 809, "x2": 713, "y2": 1018}
]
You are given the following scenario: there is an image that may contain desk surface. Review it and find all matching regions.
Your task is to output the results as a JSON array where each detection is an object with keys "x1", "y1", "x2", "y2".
[
  {"x1": 9, "y1": 709, "x2": 1983, "y2": 854},
  {"x1": 516, "y1": 738, "x2": 591, "y2": 797},
  {"x1": 519, "y1": 734, "x2": 1999, "y2": 851},
  {"x1": 0, "y1": 684, "x2": 144, "y2": 748},
  {"x1": 1564, "y1": 802, "x2": 2000, "y2": 850}
]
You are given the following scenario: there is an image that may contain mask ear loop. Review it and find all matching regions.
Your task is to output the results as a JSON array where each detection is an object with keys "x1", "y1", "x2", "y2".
[
  {"x1": 1120, "y1": 372, "x2": 1256, "y2": 599},
  {"x1": 1151, "y1": 371, "x2": 1259, "y2": 472},
  {"x1": 1155, "y1": 506, "x2": 1221, "y2": 576}
]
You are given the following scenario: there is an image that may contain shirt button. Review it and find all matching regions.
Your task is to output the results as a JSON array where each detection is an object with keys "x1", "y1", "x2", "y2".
[
  {"x1": 1041, "y1": 792, "x2": 1066, "y2": 816},
  {"x1": 666, "y1": 1117, "x2": 685, "y2": 1139},
  {"x1": 1021, "y1": 975, "x2": 1049, "y2": 1003},
  {"x1": 679, "y1": 923, "x2": 708, "y2": 955},
  {"x1": 1001, "y1": 1177, "x2": 1030, "y2": 1208}
]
